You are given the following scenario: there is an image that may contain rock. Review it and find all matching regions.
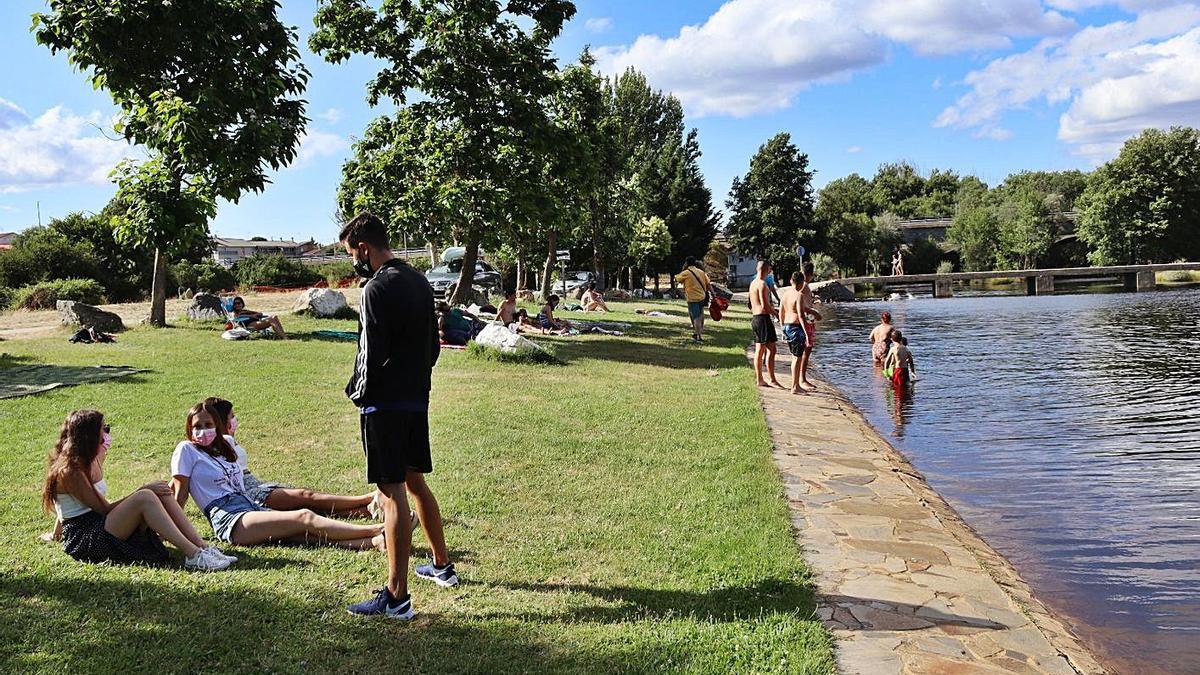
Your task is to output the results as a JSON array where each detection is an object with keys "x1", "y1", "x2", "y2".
[
  {"x1": 810, "y1": 280, "x2": 856, "y2": 302},
  {"x1": 605, "y1": 288, "x2": 631, "y2": 300},
  {"x1": 475, "y1": 324, "x2": 548, "y2": 355},
  {"x1": 185, "y1": 292, "x2": 227, "y2": 321},
  {"x1": 57, "y1": 301, "x2": 124, "y2": 333},
  {"x1": 292, "y1": 288, "x2": 350, "y2": 318},
  {"x1": 516, "y1": 290, "x2": 536, "y2": 302}
]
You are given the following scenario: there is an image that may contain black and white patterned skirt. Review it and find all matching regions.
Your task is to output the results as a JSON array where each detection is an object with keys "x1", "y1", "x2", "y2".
[{"x1": 61, "y1": 511, "x2": 170, "y2": 565}]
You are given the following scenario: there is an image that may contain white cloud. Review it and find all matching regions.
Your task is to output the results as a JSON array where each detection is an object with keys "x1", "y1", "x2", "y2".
[
  {"x1": 594, "y1": 0, "x2": 1079, "y2": 118},
  {"x1": 317, "y1": 107, "x2": 342, "y2": 125},
  {"x1": 0, "y1": 102, "x2": 133, "y2": 193},
  {"x1": 584, "y1": 17, "x2": 613, "y2": 33},
  {"x1": 846, "y1": 145, "x2": 864, "y2": 153},
  {"x1": 292, "y1": 130, "x2": 348, "y2": 169},
  {"x1": 935, "y1": 5, "x2": 1200, "y2": 156}
]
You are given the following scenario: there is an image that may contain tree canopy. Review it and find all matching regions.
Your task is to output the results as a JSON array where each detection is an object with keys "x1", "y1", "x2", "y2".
[{"x1": 725, "y1": 133, "x2": 814, "y2": 280}]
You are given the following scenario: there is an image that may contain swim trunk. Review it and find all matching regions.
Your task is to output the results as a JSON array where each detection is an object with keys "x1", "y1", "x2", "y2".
[
  {"x1": 891, "y1": 367, "x2": 909, "y2": 388},
  {"x1": 803, "y1": 320, "x2": 816, "y2": 348},
  {"x1": 360, "y1": 406, "x2": 433, "y2": 484},
  {"x1": 782, "y1": 323, "x2": 807, "y2": 355},
  {"x1": 751, "y1": 314, "x2": 777, "y2": 344},
  {"x1": 687, "y1": 301, "x2": 705, "y2": 321}
]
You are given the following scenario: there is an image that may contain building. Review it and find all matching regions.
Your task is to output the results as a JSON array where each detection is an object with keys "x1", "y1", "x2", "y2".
[
  {"x1": 0, "y1": 232, "x2": 15, "y2": 250},
  {"x1": 212, "y1": 237, "x2": 312, "y2": 267},
  {"x1": 713, "y1": 236, "x2": 759, "y2": 287}
]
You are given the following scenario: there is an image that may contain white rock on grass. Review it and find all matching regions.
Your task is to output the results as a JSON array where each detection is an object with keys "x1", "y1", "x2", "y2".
[{"x1": 292, "y1": 288, "x2": 350, "y2": 318}]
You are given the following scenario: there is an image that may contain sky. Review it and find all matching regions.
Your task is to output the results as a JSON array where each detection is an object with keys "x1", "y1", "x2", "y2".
[{"x1": 2, "y1": 0, "x2": 1200, "y2": 242}]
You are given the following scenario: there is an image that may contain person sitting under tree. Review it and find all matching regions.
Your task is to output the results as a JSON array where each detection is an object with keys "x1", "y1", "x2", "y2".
[
  {"x1": 230, "y1": 296, "x2": 288, "y2": 339},
  {"x1": 580, "y1": 282, "x2": 610, "y2": 312}
]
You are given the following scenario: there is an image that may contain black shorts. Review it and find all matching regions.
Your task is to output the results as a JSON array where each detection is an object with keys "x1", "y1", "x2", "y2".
[
  {"x1": 751, "y1": 314, "x2": 777, "y2": 344},
  {"x1": 360, "y1": 409, "x2": 433, "y2": 484}
]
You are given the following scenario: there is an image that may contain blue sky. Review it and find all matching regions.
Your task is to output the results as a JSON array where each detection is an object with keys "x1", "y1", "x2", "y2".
[{"x1": 3, "y1": 0, "x2": 1199, "y2": 242}]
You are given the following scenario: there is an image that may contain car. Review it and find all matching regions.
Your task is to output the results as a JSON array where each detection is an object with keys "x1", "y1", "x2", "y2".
[
  {"x1": 538, "y1": 271, "x2": 594, "y2": 298},
  {"x1": 426, "y1": 259, "x2": 501, "y2": 298}
]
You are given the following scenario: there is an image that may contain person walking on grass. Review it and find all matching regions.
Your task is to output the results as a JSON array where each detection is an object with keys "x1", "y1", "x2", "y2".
[
  {"x1": 750, "y1": 260, "x2": 783, "y2": 388},
  {"x1": 778, "y1": 271, "x2": 820, "y2": 395},
  {"x1": 798, "y1": 262, "x2": 823, "y2": 391},
  {"x1": 675, "y1": 256, "x2": 712, "y2": 342},
  {"x1": 341, "y1": 213, "x2": 458, "y2": 620},
  {"x1": 42, "y1": 409, "x2": 234, "y2": 571}
]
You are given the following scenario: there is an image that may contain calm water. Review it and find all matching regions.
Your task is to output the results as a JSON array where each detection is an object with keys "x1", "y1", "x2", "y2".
[{"x1": 814, "y1": 288, "x2": 1200, "y2": 674}]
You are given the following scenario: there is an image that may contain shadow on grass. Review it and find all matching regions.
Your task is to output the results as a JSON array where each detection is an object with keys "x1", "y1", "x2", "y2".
[
  {"x1": 548, "y1": 320, "x2": 752, "y2": 370},
  {"x1": 0, "y1": 572, "x2": 669, "y2": 673},
  {"x1": 492, "y1": 578, "x2": 819, "y2": 623},
  {"x1": 0, "y1": 353, "x2": 40, "y2": 368},
  {"x1": 0, "y1": 365, "x2": 150, "y2": 400}
]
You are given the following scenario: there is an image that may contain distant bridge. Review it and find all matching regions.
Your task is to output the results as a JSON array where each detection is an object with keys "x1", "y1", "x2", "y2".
[
  {"x1": 897, "y1": 212, "x2": 1079, "y2": 245},
  {"x1": 835, "y1": 262, "x2": 1200, "y2": 298}
]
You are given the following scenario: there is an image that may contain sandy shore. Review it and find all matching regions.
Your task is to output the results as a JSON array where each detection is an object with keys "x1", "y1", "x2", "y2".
[
  {"x1": 0, "y1": 288, "x2": 363, "y2": 341},
  {"x1": 755, "y1": 349, "x2": 1106, "y2": 674}
]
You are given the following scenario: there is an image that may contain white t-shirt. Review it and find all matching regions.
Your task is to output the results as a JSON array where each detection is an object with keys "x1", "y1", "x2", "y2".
[
  {"x1": 226, "y1": 435, "x2": 250, "y2": 469},
  {"x1": 171, "y1": 440, "x2": 246, "y2": 510}
]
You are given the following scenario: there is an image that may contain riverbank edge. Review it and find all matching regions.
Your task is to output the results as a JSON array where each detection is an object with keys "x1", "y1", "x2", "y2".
[{"x1": 753, "y1": 350, "x2": 1106, "y2": 673}]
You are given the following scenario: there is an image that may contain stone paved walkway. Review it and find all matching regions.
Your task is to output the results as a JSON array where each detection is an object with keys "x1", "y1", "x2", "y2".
[{"x1": 753, "y1": 353, "x2": 1106, "y2": 674}]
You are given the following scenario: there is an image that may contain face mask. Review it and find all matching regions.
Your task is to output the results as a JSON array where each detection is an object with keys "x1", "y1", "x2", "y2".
[
  {"x1": 352, "y1": 248, "x2": 374, "y2": 278},
  {"x1": 100, "y1": 431, "x2": 112, "y2": 452},
  {"x1": 228, "y1": 415, "x2": 238, "y2": 436},
  {"x1": 193, "y1": 428, "x2": 217, "y2": 446}
]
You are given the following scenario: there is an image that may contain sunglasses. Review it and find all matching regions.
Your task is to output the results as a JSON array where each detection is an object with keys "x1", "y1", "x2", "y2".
[{"x1": 102, "y1": 424, "x2": 111, "y2": 433}]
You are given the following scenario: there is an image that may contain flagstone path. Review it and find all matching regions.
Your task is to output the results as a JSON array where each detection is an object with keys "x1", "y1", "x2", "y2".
[{"x1": 754, "y1": 354, "x2": 1105, "y2": 674}]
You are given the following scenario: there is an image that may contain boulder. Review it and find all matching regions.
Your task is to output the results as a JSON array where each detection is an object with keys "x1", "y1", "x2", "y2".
[
  {"x1": 57, "y1": 301, "x2": 124, "y2": 333},
  {"x1": 516, "y1": 290, "x2": 537, "y2": 302},
  {"x1": 810, "y1": 280, "x2": 856, "y2": 303},
  {"x1": 605, "y1": 288, "x2": 631, "y2": 300},
  {"x1": 185, "y1": 292, "x2": 226, "y2": 321},
  {"x1": 448, "y1": 285, "x2": 489, "y2": 307},
  {"x1": 292, "y1": 288, "x2": 350, "y2": 318},
  {"x1": 475, "y1": 324, "x2": 547, "y2": 355}
]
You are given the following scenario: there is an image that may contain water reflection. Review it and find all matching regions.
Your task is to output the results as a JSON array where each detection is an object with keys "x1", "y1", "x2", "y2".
[{"x1": 814, "y1": 288, "x2": 1200, "y2": 674}]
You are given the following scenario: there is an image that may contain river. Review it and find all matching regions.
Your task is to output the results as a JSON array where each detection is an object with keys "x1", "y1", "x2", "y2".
[{"x1": 813, "y1": 287, "x2": 1200, "y2": 674}]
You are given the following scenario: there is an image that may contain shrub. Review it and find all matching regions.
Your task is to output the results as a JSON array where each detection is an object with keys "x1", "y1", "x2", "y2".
[
  {"x1": 0, "y1": 226, "x2": 101, "y2": 289},
  {"x1": 171, "y1": 260, "x2": 237, "y2": 293},
  {"x1": 10, "y1": 279, "x2": 105, "y2": 310},
  {"x1": 466, "y1": 341, "x2": 559, "y2": 365},
  {"x1": 936, "y1": 261, "x2": 955, "y2": 275},
  {"x1": 232, "y1": 254, "x2": 321, "y2": 288},
  {"x1": 809, "y1": 252, "x2": 837, "y2": 281},
  {"x1": 406, "y1": 256, "x2": 432, "y2": 272},
  {"x1": 0, "y1": 286, "x2": 12, "y2": 311},
  {"x1": 314, "y1": 261, "x2": 355, "y2": 286},
  {"x1": 1160, "y1": 269, "x2": 1200, "y2": 283}
]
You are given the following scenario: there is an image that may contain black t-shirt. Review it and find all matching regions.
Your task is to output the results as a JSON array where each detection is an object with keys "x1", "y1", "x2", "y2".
[{"x1": 345, "y1": 259, "x2": 440, "y2": 407}]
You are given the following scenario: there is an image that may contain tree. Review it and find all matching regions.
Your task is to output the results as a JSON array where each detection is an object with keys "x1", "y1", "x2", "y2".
[
  {"x1": 627, "y1": 216, "x2": 672, "y2": 286},
  {"x1": 1077, "y1": 127, "x2": 1200, "y2": 264},
  {"x1": 312, "y1": 0, "x2": 575, "y2": 305},
  {"x1": 725, "y1": 133, "x2": 815, "y2": 281},
  {"x1": 948, "y1": 205, "x2": 1000, "y2": 272},
  {"x1": 35, "y1": 0, "x2": 309, "y2": 325},
  {"x1": 814, "y1": 173, "x2": 877, "y2": 272},
  {"x1": 871, "y1": 162, "x2": 926, "y2": 218},
  {"x1": 995, "y1": 187, "x2": 1054, "y2": 269}
]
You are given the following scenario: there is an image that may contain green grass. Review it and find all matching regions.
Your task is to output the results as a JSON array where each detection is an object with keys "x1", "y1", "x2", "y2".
[{"x1": 0, "y1": 301, "x2": 834, "y2": 674}]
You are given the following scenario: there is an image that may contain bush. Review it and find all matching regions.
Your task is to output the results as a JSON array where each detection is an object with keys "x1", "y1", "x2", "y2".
[
  {"x1": 1160, "y1": 269, "x2": 1200, "y2": 283},
  {"x1": 809, "y1": 252, "x2": 837, "y2": 281},
  {"x1": 906, "y1": 238, "x2": 944, "y2": 275},
  {"x1": 936, "y1": 261, "x2": 954, "y2": 275},
  {"x1": 0, "y1": 287, "x2": 12, "y2": 311},
  {"x1": 0, "y1": 227, "x2": 101, "y2": 290},
  {"x1": 406, "y1": 256, "x2": 432, "y2": 272},
  {"x1": 10, "y1": 279, "x2": 105, "y2": 310},
  {"x1": 171, "y1": 260, "x2": 237, "y2": 293},
  {"x1": 314, "y1": 261, "x2": 354, "y2": 286},
  {"x1": 465, "y1": 341, "x2": 560, "y2": 365},
  {"x1": 232, "y1": 254, "x2": 321, "y2": 288}
]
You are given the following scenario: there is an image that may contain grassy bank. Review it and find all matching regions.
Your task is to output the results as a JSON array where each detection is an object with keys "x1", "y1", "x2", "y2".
[{"x1": 0, "y1": 301, "x2": 834, "y2": 673}]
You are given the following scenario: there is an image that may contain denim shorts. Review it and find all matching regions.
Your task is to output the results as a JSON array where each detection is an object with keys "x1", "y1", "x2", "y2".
[
  {"x1": 203, "y1": 493, "x2": 267, "y2": 543},
  {"x1": 242, "y1": 472, "x2": 284, "y2": 507},
  {"x1": 687, "y1": 301, "x2": 705, "y2": 320}
]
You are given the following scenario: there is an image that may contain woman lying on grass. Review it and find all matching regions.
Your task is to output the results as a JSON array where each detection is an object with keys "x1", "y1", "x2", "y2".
[
  {"x1": 42, "y1": 409, "x2": 235, "y2": 571},
  {"x1": 171, "y1": 401, "x2": 385, "y2": 551},
  {"x1": 203, "y1": 397, "x2": 383, "y2": 519}
]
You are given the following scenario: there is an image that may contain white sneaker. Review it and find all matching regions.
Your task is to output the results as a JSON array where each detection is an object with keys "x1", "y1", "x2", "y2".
[
  {"x1": 185, "y1": 548, "x2": 233, "y2": 571},
  {"x1": 205, "y1": 546, "x2": 237, "y2": 563},
  {"x1": 367, "y1": 491, "x2": 384, "y2": 520}
]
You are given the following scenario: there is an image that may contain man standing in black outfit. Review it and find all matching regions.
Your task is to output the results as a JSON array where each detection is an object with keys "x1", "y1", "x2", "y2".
[{"x1": 340, "y1": 213, "x2": 458, "y2": 620}]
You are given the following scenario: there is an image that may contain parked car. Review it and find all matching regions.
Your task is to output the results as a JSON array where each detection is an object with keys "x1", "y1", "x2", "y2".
[
  {"x1": 537, "y1": 271, "x2": 594, "y2": 298},
  {"x1": 426, "y1": 259, "x2": 501, "y2": 298}
]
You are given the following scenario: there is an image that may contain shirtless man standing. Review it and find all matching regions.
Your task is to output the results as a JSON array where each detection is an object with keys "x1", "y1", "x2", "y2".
[
  {"x1": 778, "y1": 271, "x2": 809, "y2": 394},
  {"x1": 750, "y1": 260, "x2": 783, "y2": 388},
  {"x1": 798, "y1": 262, "x2": 823, "y2": 391},
  {"x1": 869, "y1": 311, "x2": 893, "y2": 366}
]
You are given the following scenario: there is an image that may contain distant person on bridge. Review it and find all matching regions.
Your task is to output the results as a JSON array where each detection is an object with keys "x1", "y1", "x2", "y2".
[
  {"x1": 891, "y1": 248, "x2": 905, "y2": 276},
  {"x1": 750, "y1": 260, "x2": 783, "y2": 388},
  {"x1": 870, "y1": 312, "x2": 894, "y2": 366}
]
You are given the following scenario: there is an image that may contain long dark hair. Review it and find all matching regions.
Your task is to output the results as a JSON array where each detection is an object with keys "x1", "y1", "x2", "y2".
[
  {"x1": 185, "y1": 401, "x2": 236, "y2": 462},
  {"x1": 42, "y1": 410, "x2": 104, "y2": 513},
  {"x1": 204, "y1": 397, "x2": 234, "y2": 427}
]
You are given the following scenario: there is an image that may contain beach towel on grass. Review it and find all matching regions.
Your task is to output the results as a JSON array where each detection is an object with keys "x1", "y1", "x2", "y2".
[{"x1": 0, "y1": 365, "x2": 147, "y2": 400}]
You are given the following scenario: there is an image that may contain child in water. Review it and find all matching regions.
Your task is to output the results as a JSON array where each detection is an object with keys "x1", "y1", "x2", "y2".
[{"x1": 883, "y1": 331, "x2": 916, "y2": 388}]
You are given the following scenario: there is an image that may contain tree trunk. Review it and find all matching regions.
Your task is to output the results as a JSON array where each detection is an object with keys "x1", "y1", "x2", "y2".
[
  {"x1": 149, "y1": 247, "x2": 168, "y2": 327},
  {"x1": 448, "y1": 231, "x2": 481, "y2": 306},
  {"x1": 653, "y1": 269, "x2": 660, "y2": 294},
  {"x1": 427, "y1": 240, "x2": 436, "y2": 264},
  {"x1": 539, "y1": 231, "x2": 558, "y2": 302},
  {"x1": 592, "y1": 236, "x2": 604, "y2": 291},
  {"x1": 516, "y1": 246, "x2": 527, "y2": 291}
]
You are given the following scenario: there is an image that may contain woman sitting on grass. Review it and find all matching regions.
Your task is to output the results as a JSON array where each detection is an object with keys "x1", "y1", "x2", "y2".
[
  {"x1": 230, "y1": 296, "x2": 288, "y2": 339},
  {"x1": 536, "y1": 295, "x2": 572, "y2": 334},
  {"x1": 171, "y1": 401, "x2": 385, "y2": 551},
  {"x1": 42, "y1": 409, "x2": 234, "y2": 571},
  {"x1": 203, "y1": 397, "x2": 381, "y2": 518}
]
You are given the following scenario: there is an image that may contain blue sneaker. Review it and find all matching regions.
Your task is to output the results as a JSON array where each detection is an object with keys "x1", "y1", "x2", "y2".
[
  {"x1": 415, "y1": 560, "x2": 459, "y2": 587},
  {"x1": 347, "y1": 588, "x2": 414, "y2": 619}
]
